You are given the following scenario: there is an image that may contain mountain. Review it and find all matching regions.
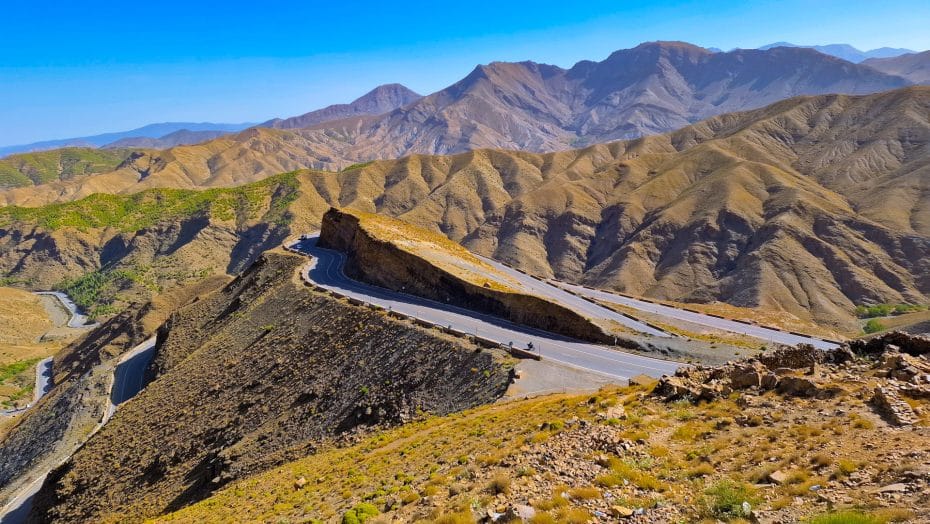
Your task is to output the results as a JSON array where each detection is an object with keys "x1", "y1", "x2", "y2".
[
  {"x1": 864, "y1": 50, "x2": 930, "y2": 84},
  {"x1": 3, "y1": 87, "x2": 930, "y2": 332},
  {"x1": 0, "y1": 147, "x2": 135, "y2": 189},
  {"x1": 100, "y1": 129, "x2": 232, "y2": 149},
  {"x1": 759, "y1": 42, "x2": 917, "y2": 62},
  {"x1": 0, "y1": 42, "x2": 911, "y2": 194},
  {"x1": 262, "y1": 83, "x2": 422, "y2": 129},
  {"x1": 0, "y1": 122, "x2": 253, "y2": 158}
]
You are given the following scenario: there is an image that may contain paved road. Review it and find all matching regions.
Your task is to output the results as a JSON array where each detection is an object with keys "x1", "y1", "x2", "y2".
[
  {"x1": 556, "y1": 282, "x2": 841, "y2": 350},
  {"x1": 0, "y1": 337, "x2": 157, "y2": 523},
  {"x1": 291, "y1": 236, "x2": 680, "y2": 381},
  {"x1": 32, "y1": 358, "x2": 52, "y2": 403},
  {"x1": 35, "y1": 291, "x2": 98, "y2": 329},
  {"x1": 472, "y1": 255, "x2": 669, "y2": 338},
  {"x1": 109, "y1": 337, "x2": 157, "y2": 409}
]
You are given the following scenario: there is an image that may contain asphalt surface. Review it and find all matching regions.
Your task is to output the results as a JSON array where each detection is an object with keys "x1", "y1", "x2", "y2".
[
  {"x1": 32, "y1": 358, "x2": 52, "y2": 403},
  {"x1": 291, "y1": 236, "x2": 680, "y2": 381},
  {"x1": 556, "y1": 282, "x2": 841, "y2": 350},
  {"x1": 0, "y1": 337, "x2": 158, "y2": 523},
  {"x1": 109, "y1": 337, "x2": 157, "y2": 408},
  {"x1": 34, "y1": 291, "x2": 98, "y2": 329}
]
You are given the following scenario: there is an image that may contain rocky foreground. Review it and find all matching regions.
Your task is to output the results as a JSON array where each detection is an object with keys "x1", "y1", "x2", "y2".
[{"x1": 155, "y1": 332, "x2": 930, "y2": 523}]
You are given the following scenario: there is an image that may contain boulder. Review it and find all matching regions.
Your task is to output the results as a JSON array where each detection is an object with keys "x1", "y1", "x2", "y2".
[
  {"x1": 775, "y1": 376, "x2": 820, "y2": 397},
  {"x1": 768, "y1": 470, "x2": 789, "y2": 485}
]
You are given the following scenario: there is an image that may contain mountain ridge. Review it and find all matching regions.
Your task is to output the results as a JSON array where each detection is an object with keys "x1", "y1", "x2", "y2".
[
  {"x1": 758, "y1": 41, "x2": 917, "y2": 62},
  {"x1": 2, "y1": 87, "x2": 929, "y2": 331},
  {"x1": 0, "y1": 122, "x2": 254, "y2": 158}
]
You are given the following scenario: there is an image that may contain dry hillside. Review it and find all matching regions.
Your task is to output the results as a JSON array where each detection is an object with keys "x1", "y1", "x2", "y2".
[
  {"x1": 2, "y1": 88, "x2": 930, "y2": 331},
  {"x1": 27, "y1": 251, "x2": 512, "y2": 522},
  {"x1": 156, "y1": 334, "x2": 930, "y2": 523},
  {"x1": 0, "y1": 43, "x2": 916, "y2": 201}
]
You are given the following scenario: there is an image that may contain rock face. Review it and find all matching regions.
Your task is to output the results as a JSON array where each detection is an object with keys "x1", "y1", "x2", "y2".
[
  {"x1": 27, "y1": 251, "x2": 511, "y2": 522},
  {"x1": 263, "y1": 83, "x2": 422, "y2": 130},
  {"x1": 318, "y1": 207, "x2": 615, "y2": 344},
  {"x1": 871, "y1": 387, "x2": 919, "y2": 426}
]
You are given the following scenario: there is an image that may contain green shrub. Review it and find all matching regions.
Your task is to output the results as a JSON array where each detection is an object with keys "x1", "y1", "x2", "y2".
[
  {"x1": 702, "y1": 479, "x2": 758, "y2": 519},
  {"x1": 863, "y1": 319, "x2": 885, "y2": 334},
  {"x1": 341, "y1": 502, "x2": 379, "y2": 524},
  {"x1": 807, "y1": 510, "x2": 883, "y2": 524}
]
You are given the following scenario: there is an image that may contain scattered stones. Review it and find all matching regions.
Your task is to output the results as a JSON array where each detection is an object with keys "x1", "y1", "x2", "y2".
[
  {"x1": 874, "y1": 482, "x2": 908, "y2": 493},
  {"x1": 871, "y1": 387, "x2": 918, "y2": 426}
]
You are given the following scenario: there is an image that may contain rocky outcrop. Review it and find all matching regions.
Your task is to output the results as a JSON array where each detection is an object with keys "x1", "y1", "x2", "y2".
[
  {"x1": 28, "y1": 251, "x2": 512, "y2": 522},
  {"x1": 871, "y1": 387, "x2": 919, "y2": 426},
  {"x1": 319, "y1": 207, "x2": 615, "y2": 344},
  {"x1": 654, "y1": 344, "x2": 856, "y2": 402},
  {"x1": 850, "y1": 332, "x2": 930, "y2": 357}
]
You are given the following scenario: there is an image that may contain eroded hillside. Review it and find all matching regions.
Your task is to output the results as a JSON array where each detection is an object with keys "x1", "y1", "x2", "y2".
[
  {"x1": 2, "y1": 88, "x2": 930, "y2": 331},
  {"x1": 27, "y1": 251, "x2": 512, "y2": 522}
]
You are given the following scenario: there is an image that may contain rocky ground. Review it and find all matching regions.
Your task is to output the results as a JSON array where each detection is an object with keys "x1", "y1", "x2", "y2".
[
  {"x1": 25, "y1": 250, "x2": 513, "y2": 523},
  {"x1": 158, "y1": 332, "x2": 930, "y2": 523}
]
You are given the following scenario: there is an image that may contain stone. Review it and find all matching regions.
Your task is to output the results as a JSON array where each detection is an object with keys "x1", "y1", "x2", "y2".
[
  {"x1": 610, "y1": 506, "x2": 635, "y2": 517},
  {"x1": 776, "y1": 376, "x2": 820, "y2": 397},
  {"x1": 871, "y1": 387, "x2": 918, "y2": 426},
  {"x1": 294, "y1": 476, "x2": 307, "y2": 489},
  {"x1": 729, "y1": 363, "x2": 765, "y2": 389},
  {"x1": 768, "y1": 470, "x2": 790, "y2": 485},
  {"x1": 875, "y1": 483, "x2": 907, "y2": 493},
  {"x1": 500, "y1": 504, "x2": 536, "y2": 522}
]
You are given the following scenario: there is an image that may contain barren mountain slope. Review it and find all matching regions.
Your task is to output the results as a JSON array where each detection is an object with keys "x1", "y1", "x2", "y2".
[
  {"x1": 865, "y1": 50, "x2": 930, "y2": 84},
  {"x1": 2, "y1": 88, "x2": 929, "y2": 331},
  {"x1": 0, "y1": 43, "x2": 915, "y2": 202},
  {"x1": 263, "y1": 83, "x2": 422, "y2": 129},
  {"x1": 27, "y1": 251, "x2": 511, "y2": 522}
]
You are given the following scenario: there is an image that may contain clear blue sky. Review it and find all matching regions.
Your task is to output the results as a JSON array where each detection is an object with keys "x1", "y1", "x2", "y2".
[{"x1": 1, "y1": 0, "x2": 928, "y2": 146}]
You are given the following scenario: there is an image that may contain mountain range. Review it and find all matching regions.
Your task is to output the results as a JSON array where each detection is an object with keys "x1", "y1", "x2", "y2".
[
  {"x1": 2, "y1": 41, "x2": 925, "y2": 198},
  {"x1": 3, "y1": 86, "x2": 929, "y2": 332},
  {"x1": 0, "y1": 122, "x2": 254, "y2": 158},
  {"x1": 758, "y1": 42, "x2": 915, "y2": 63},
  {"x1": 865, "y1": 50, "x2": 930, "y2": 84}
]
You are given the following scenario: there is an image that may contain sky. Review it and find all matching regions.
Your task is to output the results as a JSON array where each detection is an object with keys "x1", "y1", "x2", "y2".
[{"x1": 1, "y1": 0, "x2": 929, "y2": 146}]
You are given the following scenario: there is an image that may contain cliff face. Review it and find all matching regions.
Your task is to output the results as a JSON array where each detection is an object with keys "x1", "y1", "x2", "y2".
[
  {"x1": 28, "y1": 251, "x2": 511, "y2": 522},
  {"x1": 318, "y1": 207, "x2": 612, "y2": 343}
]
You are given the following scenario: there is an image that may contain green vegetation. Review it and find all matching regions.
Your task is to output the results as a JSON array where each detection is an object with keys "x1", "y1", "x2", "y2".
[
  {"x1": 0, "y1": 358, "x2": 40, "y2": 408},
  {"x1": 808, "y1": 510, "x2": 888, "y2": 524},
  {"x1": 855, "y1": 303, "x2": 927, "y2": 318},
  {"x1": 0, "y1": 358, "x2": 40, "y2": 383},
  {"x1": 341, "y1": 503, "x2": 379, "y2": 524},
  {"x1": 0, "y1": 171, "x2": 301, "y2": 232},
  {"x1": 701, "y1": 479, "x2": 758, "y2": 520},
  {"x1": 55, "y1": 268, "x2": 137, "y2": 317},
  {"x1": 0, "y1": 148, "x2": 134, "y2": 189},
  {"x1": 863, "y1": 318, "x2": 885, "y2": 334},
  {"x1": 341, "y1": 161, "x2": 375, "y2": 172}
]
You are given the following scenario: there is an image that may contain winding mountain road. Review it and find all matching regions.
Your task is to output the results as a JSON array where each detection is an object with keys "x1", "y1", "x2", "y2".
[
  {"x1": 291, "y1": 235, "x2": 680, "y2": 381},
  {"x1": 554, "y1": 282, "x2": 841, "y2": 350}
]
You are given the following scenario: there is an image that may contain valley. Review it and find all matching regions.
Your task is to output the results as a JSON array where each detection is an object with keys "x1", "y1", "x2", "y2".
[{"x1": 1, "y1": 16, "x2": 929, "y2": 523}]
